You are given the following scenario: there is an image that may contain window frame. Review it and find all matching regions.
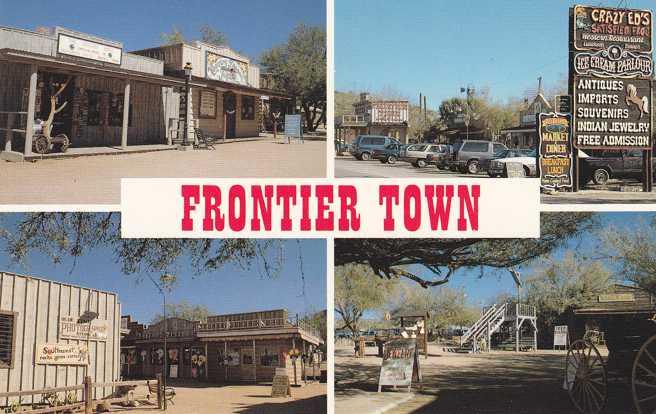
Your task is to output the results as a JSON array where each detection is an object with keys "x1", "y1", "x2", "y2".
[
  {"x1": 241, "y1": 95, "x2": 255, "y2": 121},
  {"x1": 0, "y1": 310, "x2": 17, "y2": 369}
]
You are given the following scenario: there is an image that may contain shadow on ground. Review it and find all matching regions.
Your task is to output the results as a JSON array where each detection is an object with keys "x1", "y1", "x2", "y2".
[{"x1": 231, "y1": 395, "x2": 327, "y2": 414}]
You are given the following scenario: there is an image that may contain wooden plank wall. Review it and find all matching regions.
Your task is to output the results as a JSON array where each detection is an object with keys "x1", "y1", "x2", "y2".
[
  {"x1": 0, "y1": 61, "x2": 30, "y2": 151},
  {"x1": 0, "y1": 272, "x2": 120, "y2": 406}
]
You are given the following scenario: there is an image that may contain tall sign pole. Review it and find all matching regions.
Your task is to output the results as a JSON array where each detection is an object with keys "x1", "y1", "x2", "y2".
[{"x1": 569, "y1": 5, "x2": 653, "y2": 192}]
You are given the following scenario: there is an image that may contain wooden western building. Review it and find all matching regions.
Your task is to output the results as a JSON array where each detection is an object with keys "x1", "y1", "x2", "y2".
[
  {"x1": 336, "y1": 92, "x2": 409, "y2": 144},
  {"x1": 0, "y1": 271, "x2": 122, "y2": 408},
  {"x1": 120, "y1": 309, "x2": 323, "y2": 384},
  {"x1": 500, "y1": 78, "x2": 553, "y2": 150},
  {"x1": 0, "y1": 26, "x2": 289, "y2": 161}
]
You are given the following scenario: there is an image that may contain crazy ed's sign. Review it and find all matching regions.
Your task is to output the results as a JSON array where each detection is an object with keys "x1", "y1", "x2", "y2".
[
  {"x1": 573, "y1": 77, "x2": 651, "y2": 149},
  {"x1": 573, "y1": 5, "x2": 652, "y2": 53},
  {"x1": 538, "y1": 113, "x2": 573, "y2": 189}
]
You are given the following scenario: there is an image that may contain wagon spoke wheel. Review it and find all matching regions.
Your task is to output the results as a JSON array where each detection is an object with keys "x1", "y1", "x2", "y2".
[
  {"x1": 565, "y1": 339, "x2": 607, "y2": 414},
  {"x1": 632, "y1": 335, "x2": 656, "y2": 414},
  {"x1": 33, "y1": 135, "x2": 50, "y2": 154}
]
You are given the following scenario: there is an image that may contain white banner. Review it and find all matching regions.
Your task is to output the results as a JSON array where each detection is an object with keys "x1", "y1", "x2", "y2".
[
  {"x1": 59, "y1": 316, "x2": 110, "y2": 341},
  {"x1": 121, "y1": 178, "x2": 540, "y2": 238}
]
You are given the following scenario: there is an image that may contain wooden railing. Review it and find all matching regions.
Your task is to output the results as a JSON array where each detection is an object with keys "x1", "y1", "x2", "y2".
[
  {"x1": 0, "y1": 111, "x2": 27, "y2": 152},
  {"x1": 504, "y1": 303, "x2": 536, "y2": 319},
  {"x1": 0, "y1": 376, "x2": 161, "y2": 414}
]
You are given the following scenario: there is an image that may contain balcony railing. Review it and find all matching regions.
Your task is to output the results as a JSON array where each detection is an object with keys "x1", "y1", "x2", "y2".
[{"x1": 340, "y1": 114, "x2": 369, "y2": 127}]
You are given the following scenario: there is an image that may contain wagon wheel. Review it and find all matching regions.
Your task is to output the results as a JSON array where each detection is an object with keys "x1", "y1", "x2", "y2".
[
  {"x1": 33, "y1": 134, "x2": 50, "y2": 154},
  {"x1": 56, "y1": 134, "x2": 70, "y2": 152},
  {"x1": 632, "y1": 334, "x2": 656, "y2": 414},
  {"x1": 565, "y1": 339, "x2": 607, "y2": 414}
]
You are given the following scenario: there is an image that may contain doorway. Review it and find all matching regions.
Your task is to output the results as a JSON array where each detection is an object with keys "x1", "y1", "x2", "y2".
[{"x1": 223, "y1": 92, "x2": 236, "y2": 138}]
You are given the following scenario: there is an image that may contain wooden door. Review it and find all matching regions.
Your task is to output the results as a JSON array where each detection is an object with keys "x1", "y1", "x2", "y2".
[{"x1": 223, "y1": 92, "x2": 236, "y2": 138}]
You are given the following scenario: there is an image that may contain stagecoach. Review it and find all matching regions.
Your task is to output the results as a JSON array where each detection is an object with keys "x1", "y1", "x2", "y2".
[{"x1": 564, "y1": 284, "x2": 656, "y2": 414}]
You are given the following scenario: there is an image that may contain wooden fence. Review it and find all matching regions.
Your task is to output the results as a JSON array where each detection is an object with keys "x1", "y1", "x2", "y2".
[{"x1": 0, "y1": 375, "x2": 163, "y2": 414}]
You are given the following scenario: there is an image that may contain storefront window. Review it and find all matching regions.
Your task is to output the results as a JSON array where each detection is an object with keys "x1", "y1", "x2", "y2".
[
  {"x1": 241, "y1": 95, "x2": 255, "y2": 120},
  {"x1": 0, "y1": 311, "x2": 16, "y2": 368},
  {"x1": 260, "y1": 347, "x2": 280, "y2": 366},
  {"x1": 110, "y1": 94, "x2": 132, "y2": 127},
  {"x1": 87, "y1": 90, "x2": 103, "y2": 126}
]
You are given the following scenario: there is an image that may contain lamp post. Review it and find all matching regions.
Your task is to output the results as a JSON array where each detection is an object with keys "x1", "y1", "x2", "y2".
[
  {"x1": 147, "y1": 273, "x2": 176, "y2": 411},
  {"x1": 183, "y1": 62, "x2": 193, "y2": 148}
]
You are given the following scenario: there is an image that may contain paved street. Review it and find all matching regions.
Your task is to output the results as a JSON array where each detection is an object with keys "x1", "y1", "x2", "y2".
[
  {"x1": 0, "y1": 137, "x2": 326, "y2": 205},
  {"x1": 336, "y1": 343, "x2": 632, "y2": 414}
]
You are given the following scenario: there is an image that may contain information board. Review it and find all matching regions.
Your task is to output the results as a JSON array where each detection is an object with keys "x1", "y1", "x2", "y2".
[
  {"x1": 378, "y1": 338, "x2": 419, "y2": 391},
  {"x1": 538, "y1": 113, "x2": 573, "y2": 190},
  {"x1": 271, "y1": 373, "x2": 291, "y2": 397},
  {"x1": 57, "y1": 33, "x2": 122, "y2": 65},
  {"x1": 284, "y1": 114, "x2": 303, "y2": 141},
  {"x1": 504, "y1": 162, "x2": 527, "y2": 178},
  {"x1": 59, "y1": 316, "x2": 109, "y2": 341},
  {"x1": 554, "y1": 325, "x2": 569, "y2": 348},
  {"x1": 36, "y1": 343, "x2": 89, "y2": 365}
]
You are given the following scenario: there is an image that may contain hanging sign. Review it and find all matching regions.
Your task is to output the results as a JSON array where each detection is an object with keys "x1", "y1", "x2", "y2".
[
  {"x1": 57, "y1": 34, "x2": 122, "y2": 65},
  {"x1": 36, "y1": 343, "x2": 89, "y2": 365},
  {"x1": 59, "y1": 316, "x2": 109, "y2": 341},
  {"x1": 573, "y1": 5, "x2": 652, "y2": 53},
  {"x1": 538, "y1": 113, "x2": 573, "y2": 189}
]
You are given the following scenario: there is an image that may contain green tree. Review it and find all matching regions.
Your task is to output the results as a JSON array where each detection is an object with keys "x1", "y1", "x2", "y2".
[
  {"x1": 336, "y1": 213, "x2": 597, "y2": 287},
  {"x1": 335, "y1": 264, "x2": 398, "y2": 337},
  {"x1": 260, "y1": 24, "x2": 326, "y2": 132},
  {"x1": 160, "y1": 26, "x2": 186, "y2": 45},
  {"x1": 200, "y1": 25, "x2": 228, "y2": 47},
  {"x1": 151, "y1": 301, "x2": 212, "y2": 324},
  {"x1": 525, "y1": 253, "x2": 613, "y2": 347}
]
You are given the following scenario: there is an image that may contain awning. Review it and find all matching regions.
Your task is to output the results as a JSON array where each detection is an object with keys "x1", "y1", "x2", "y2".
[{"x1": 190, "y1": 75, "x2": 291, "y2": 100}]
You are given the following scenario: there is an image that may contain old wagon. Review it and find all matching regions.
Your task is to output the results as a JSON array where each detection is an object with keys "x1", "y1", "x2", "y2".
[{"x1": 564, "y1": 284, "x2": 656, "y2": 414}]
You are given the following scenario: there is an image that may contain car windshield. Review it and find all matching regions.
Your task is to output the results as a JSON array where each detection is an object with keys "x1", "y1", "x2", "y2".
[
  {"x1": 493, "y1": 149, "x2": 509, "y2": 158},
  {"x1": 409, "y1": 144, "x2": 428, "y2": 151}
]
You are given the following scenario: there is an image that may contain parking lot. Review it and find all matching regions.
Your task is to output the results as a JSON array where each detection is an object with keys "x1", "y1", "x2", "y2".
[{"x1": 335, "y1": 156, "x2": 493, "y2": 178}]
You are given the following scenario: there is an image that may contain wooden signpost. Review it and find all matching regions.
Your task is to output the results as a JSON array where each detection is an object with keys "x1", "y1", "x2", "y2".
[
  {"x1": 377, "y1": 338, "x2": 422, "y2": 392},
  {"x1": 504, "y1": 162, "x2": 527, "y2": 178},
  {"x1": 553, "y1": 325, "x2": 569, "y2": 350}
]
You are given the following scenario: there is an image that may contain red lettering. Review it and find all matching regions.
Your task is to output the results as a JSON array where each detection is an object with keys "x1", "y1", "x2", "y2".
[
  {"x1": 300, "y1": 185, "x2": 312, "y2": 231},
  {"x1": 457, "y1": 185, "x2": 480, "y2": 231},
  {"x1": 181, "y1": 185, "x2": 200, "y2": 231},
  {"x1": 403, "y1": 185, "x2": 421, "y2": 231},
  {"x1": 379, "y1": 185, "x2": 399, "y2": 231},
  {"x1": 338, "y1": 185, "x2": 360, "y2": 231},
  {"x1": 315, "y1": 185, "x2": 334, "y2": 231},
  {"x1": 277, "y1": 186, "x2": 297, "y2": 231},
  {"x1": 202, "y1": 185, "x2": 224, "y2": 231},
  {"x1": 228, "y1": 185, "x2": 246, "y2": 231},
  {"x1": 425, "y1": 185, "x2": 454, "y2": 230},
  {"x1": 251, "y1": 185, "x2": 273, "y2": 231}
]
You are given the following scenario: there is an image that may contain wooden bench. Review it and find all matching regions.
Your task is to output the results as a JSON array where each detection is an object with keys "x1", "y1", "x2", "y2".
[{"x1": 147, "y1": 380, "x2": 176, "y2": 405}]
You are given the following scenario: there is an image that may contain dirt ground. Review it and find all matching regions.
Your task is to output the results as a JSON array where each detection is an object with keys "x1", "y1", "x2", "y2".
[
  {"x1": 336, "y1": 343, "x2": 635, "y2": 414},
  {"x1": 0, "y1": 137, "x2": 326, "y2": 204},
  {"x1": 110, "y1": 381, "x2": 326, "y2": 414}
]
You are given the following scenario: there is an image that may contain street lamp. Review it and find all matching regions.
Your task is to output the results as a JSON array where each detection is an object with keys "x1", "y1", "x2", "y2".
[
  {"x1": 183, "y1": 62, "x2": 193, "y2": 148},
  {"x1": 147, "y1": 273, "x2": 176, "y2": 411}
]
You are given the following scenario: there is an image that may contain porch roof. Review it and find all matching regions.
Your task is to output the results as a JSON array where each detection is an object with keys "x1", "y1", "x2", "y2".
[
  {"x1": 197, "y1": 327, "x2": 323, "y2": 346},
  {"x1": 189, "y1": 74, "x2": 291, "y2": 100}
]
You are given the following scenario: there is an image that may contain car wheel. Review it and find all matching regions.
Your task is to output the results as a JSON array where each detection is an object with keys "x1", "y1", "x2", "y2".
[
  {"x1": 388, "y1": 155, "x2": 397, "y2": 164},
  {"x1": 417, "y1": 159, "x2": 426, "y2": 168},
  {"x1": 360, "y1": 152, "x2": 371, "y2": 161},
  {"x1": 379, "y1": 158, "x2": 387, "y2": 164},
  {"x1": 523, "y1": 166, "x2": 530, "y2": 177},
  {"x1": 488, "y1": 172, "x2": 497, "y2": 178},
  {"x1": 592, "y1": 168, "x2": 610, "y2": 185},
  {"x1": 467, "y1": 160, "x2": 480, "y2": 174}
]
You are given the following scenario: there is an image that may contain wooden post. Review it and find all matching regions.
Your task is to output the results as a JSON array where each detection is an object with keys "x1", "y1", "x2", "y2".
[
  {"x1": 359, "y1": 336, "x2": 365, "y2": 358},
  {"x1": 516, "y1": 304, "x2": 520, "y2": 352},
  {"x1": 121, "y1": 79, "x2": 130, "y2": 149},
  {"x1": 223, "y1": 112, "x2": 227, "y2": 143},
  {"x1": 4, "y1": 113, "x2": 14, "y2": 152},
  {"x1": 83, "y1": 376, "x2": 92, "y2": 414},
  {"x1": 252, "y1": 339, "x2": 256, "y2": 383},
  {"x1": 302, "y1": 341, "x2": 306, "y2": 384},
  {"x1": 24, "y1": 64, "x2": 38, "y2": 156},
  {"x1": 156, "y1": 373, "x2": 163, "y2": 409},
  {"x1": 205, "y1": 343, "x2": 209, "y2": 380},
  {"x1": 224, "y1": 341, "x2": 228, "y2": 381}
]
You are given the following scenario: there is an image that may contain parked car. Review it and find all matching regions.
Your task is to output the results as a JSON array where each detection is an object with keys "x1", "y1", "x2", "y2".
[
  {"x1": 579, "y1": 149, "x2": 652, "y2": 185},
  {"x1": 350, "y1": 135, "x2": 401, "y2": 161},
  {"x1": 449, "y1": 140, "x2": 508, "y2": 174},
  {"x1": 487, "y1": 149, "x2": 537, "y2": 177},
  {"x1": 372, "y1": 142, "x2": 402, "y2": 164},
  {"x1": 426, "y1": 144, "x2": 453, "y2": 170},
  {"x1": 400, "y1": 143, "x2": 448, "y2": 168}
]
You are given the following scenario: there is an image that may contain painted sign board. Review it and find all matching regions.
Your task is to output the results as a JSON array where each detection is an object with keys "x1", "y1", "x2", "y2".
[
  {"x1": 573, "y1": 76, "x2": 652, "y2": 149},
  {"x1": 206, "y1": 52, "x2": 248, "y2": 85},
  {"x1": 284, "y1": 114, "x2": 303, "y2": 141},
  {"x1": 57, "y1": 33, "x2": 122, "y2": 65},
  {"x1": 573, "y1": 5, "x2": 652, "y2": 53},
  {"x1": 554, "y1": 326, "x2": 569, "y2": 348},
  {"x1": 378, "y1": 338, "x2": 420, "y2": 391},
  {"x1": 598, "y1": 293, "x2": 635, "y2": 302},
  {"x1": 199, "y1": 90, "x2": 217, "y2": 118},
  {"x1": 574, "y1": 46, "x2": 653, "y2": 78},
  {"x1": 557, "y1": 95, "x2": 573, "y2": 113},
  {"x1": 271, "y1": 374, "x2": 291, "y2": 397},
  {"x1": 538, "y1": 113, "x2": 573, "y2": 190},
  {"x1": 59, "y1": 316, "x2": 109, "y2": 341},
  {"x1": 36, "y1": 343, "x2": 89, "y2": 365},
  {"x1": 504, "y1": 162, "x2": 526, "y2": 179}
]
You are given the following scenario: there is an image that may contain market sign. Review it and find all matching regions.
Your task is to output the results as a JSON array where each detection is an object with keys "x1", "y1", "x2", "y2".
[
  {"x1": 57, "y1": 33, "x2": 122, "y2": 65},
  {"x1": 36, "y1": 343, "x2": 89, "y2": 365},
  {"x1": 59, "y1": 316, "x2": 109, "y2": 341},
  {"x1": 538, "y1": 113, "x2": 573, "y2": 189},
  {"x1": 574, "y1": 46, "x2": 653, "y2": 78},
  {"x1": 378, "y1": 338, "x2": 421, "y2": 391},
  {"x1": 573, "y1": 5, "x2": 652, "y2": 53},
  {"x1": 573, "y1": 76, "x2": 652, "y2": 149}
]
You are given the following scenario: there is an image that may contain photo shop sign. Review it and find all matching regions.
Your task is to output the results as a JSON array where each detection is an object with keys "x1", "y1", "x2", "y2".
[
  {"x1": 120, "y1": 178, "x2": 541, "y2": 238},
  {"x1": 538, "y1": 113, "x2": 573, "y2": 190}
]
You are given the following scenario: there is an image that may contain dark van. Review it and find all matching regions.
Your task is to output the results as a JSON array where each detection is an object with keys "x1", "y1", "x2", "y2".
[{"x1": 350, "y1": 135, "x2": 401, "y2": 161}]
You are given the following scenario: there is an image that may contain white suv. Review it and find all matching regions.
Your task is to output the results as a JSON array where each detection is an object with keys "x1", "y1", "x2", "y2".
[{"x1": 401, "y1": 144, "x2": 448, "y2": 168}]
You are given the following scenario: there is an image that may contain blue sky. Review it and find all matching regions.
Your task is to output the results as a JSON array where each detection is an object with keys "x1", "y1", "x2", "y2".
[
  {"x1": 336, "y1": 0, "x2": 654, "y2": 106},
  {"x1": 0, "y1": 216, "x2": 326, "y2": 324},
  {"x1": 0, "y1": 0, "x2": 325, "y2": 62}
]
